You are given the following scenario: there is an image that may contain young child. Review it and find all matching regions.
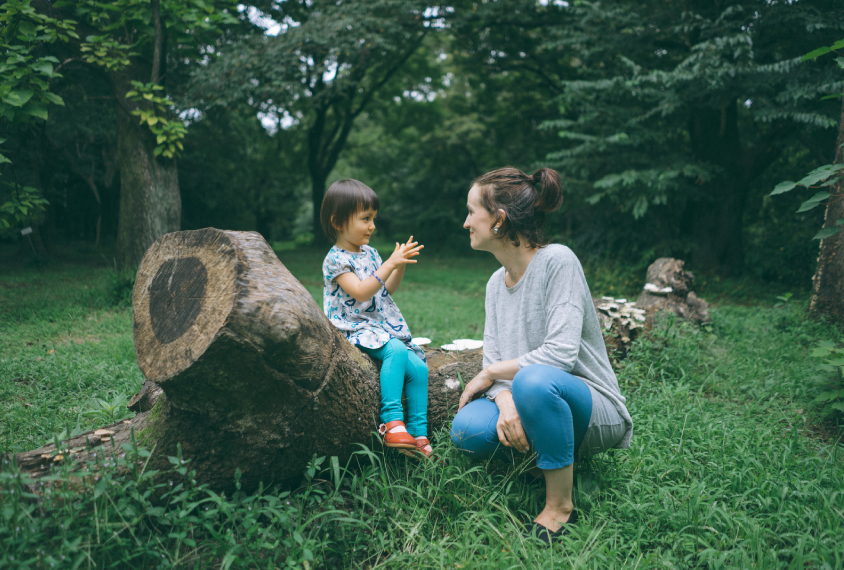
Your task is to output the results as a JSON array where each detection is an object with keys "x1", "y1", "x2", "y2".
[{"x1": 320, "y1": 179, "x2": 432, "y2": 458}]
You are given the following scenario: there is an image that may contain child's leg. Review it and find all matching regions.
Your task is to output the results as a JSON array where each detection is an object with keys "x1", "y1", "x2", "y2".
[
  {"x1": 404, "y1": 351, "x2": 429, "y2": 437},
  {"x1": 360, "y1": 338, "x2": 408, "y2": 424}
]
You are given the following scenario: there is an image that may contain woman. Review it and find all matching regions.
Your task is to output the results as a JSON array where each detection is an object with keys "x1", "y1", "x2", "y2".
[{"x1": 451, "y1": 166, "x2": 632, "y2": 545}]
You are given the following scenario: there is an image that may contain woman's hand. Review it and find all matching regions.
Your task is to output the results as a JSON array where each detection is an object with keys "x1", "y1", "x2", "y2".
[
  {"x1": 457, "y1": 368, "x2": 494, "y2": 411},
  {"x1": 385, "y1": 236, "x2": 423, "y2": 269},
  {"x1": 492, "y1": 391, "x2": 530, "y2": 453}
]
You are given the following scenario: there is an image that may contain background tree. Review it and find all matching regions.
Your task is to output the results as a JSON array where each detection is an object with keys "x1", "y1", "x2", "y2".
[
  {"x1": 2, "y1": 0, "x2": 245, "y2": 267},
  {"x1": 331, "y1": 0, "x2": 573, "y2": 250},
  {"x1": 771, "y1": 39, "x2": 844, "y2": 323},
  {"x1": 179, "y1": 106, "x2": 307, "y2": 242},
  {"x1": 0, "y1": 0, "x2": 77, "y2": 249},
  {"x1": 191, "y1": 0, "x2": 434, "y2": 244},
  {"x1": 540, "y1": 0, "x2": 844, "y2": 275}
]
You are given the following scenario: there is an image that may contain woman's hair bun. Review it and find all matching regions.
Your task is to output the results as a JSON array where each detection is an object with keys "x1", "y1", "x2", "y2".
[{"x1": 530, "y1": 168, "x2": 562, "y2": 213}]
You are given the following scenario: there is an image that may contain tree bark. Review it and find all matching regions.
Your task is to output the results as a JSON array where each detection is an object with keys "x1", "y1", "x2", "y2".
[
  {"x1": 686, "y1": 101, "x2": 748, "y2": 275},
  {"x1": 13, "y1": 229, "x2": 477, "y2": 493},
  {"x1": 809, "y1": 93, "x2": 844, "y2": 324},
  {"x1": 112, "y1": 72, "x2": 181, "y2": 270},
  {"x1": 635, "y1": 258, "x2": 710, "y2": 325}
]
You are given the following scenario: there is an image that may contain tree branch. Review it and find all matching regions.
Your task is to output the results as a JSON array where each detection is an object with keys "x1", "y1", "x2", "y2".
[{"x1": 151, "y1": 0, "x2": 163, "y2": 84}]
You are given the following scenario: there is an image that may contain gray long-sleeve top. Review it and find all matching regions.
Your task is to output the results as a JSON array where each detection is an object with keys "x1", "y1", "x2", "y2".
[{"x1": 483, "y1": 244, "x2": 633, "y2": 450}]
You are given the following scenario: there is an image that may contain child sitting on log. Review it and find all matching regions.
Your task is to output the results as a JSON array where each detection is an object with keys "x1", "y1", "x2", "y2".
[{"x1": 319, "y1": 179, "x2": 432, "y2": 458}]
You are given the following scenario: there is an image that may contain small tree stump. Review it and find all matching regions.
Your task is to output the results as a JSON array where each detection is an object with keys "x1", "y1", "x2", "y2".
[{"x1": 635, "y1": 258, "x2": 710, "y2": 324}]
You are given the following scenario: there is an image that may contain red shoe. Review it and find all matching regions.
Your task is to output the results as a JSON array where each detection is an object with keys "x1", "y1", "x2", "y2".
[
  {"x1": 400, "y1": 436, "x2": 434, "y2": 459},
  {"x1": 378, "y1": 421, "x2": 416, "y2": 450}
]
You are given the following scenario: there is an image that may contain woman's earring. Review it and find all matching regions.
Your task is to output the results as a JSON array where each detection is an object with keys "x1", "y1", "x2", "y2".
[{"x1": 494, "y1": 227, "x2": 499, "y2": 234}]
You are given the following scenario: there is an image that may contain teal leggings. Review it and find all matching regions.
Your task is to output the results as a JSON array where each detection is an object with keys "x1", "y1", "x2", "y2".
[{"x1": 360, "y1": 338, "x2": 429, "y2": 437}]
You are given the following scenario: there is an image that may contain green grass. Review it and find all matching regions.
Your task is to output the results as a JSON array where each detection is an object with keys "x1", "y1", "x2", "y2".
[{"x1": 2, "y1": 246, "x2": 844, "y2": 568}]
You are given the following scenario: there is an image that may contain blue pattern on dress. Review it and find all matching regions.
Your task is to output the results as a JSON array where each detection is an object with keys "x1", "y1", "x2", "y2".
[{"x1": 322, "y1": 245, "x2": 425, "y2": 362}]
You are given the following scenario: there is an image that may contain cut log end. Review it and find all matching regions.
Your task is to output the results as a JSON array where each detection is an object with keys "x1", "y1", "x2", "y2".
[{"x1": 133, "y1": 228, "x2": 237, "y2": 382}]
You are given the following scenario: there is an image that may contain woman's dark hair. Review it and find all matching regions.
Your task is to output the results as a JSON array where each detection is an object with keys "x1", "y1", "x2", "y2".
[
  {"x1": 472, "y1": 166, "x2": 562, "y2": 248},
  {"x1": 319, "y1": 179, "x2": 380, "y2": 242}
]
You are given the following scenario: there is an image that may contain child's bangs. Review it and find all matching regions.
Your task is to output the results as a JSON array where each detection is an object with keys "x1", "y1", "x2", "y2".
[{"x1": 354, "y1": 188, "x2": 380, "y2": 214}]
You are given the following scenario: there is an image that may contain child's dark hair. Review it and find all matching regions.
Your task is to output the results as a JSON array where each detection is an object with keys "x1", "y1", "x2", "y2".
[
  {"x1": 320, "y1": 179, "x2": 380, "y2": 242},
  {"x1": 472, "y1": 166, "x2": 562, "y2": 248}
]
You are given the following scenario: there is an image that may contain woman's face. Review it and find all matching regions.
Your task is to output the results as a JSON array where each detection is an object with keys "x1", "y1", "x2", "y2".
[{"x1": 464, "y1": 185, "x2": 499, "y2": 251}]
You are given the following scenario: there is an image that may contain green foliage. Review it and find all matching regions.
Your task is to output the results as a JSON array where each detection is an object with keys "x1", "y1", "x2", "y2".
[
  {"x1": 808, "y1": 340, "x2": 844, "y2": 421},
  {"x1": 0, "y1": 438, "x2": 340, "y2": 569},
  {"x1": 771, "y1": 38, "x2": 844, "y2": 240},
  {"x1": 79, "y1": 34, "x2": 132, "y2": 71},
  {"x1": 194, "y1": 0, "x2": 437, "y2": 239},
  {"x1": 125, "y1": 81, "x2": 186, "y2": 158},
  {"x1": 81, "y1": 391, "x2": 132, "y2": 424},
  {"x1": 0, "y1": 181, "x2": 48, "y2": 233},
  {"x1": 540, "y1": 0, "x2": 844, "y2": 271},
  {"x1": 180, "y1": 107, "x2": 307, "y2": 241},
  {"x1": 48, "y1": 0, "x2": 239, "y2": 161},
  {"x1": 0, "y1": 0, "x2": 77, "y2": 126}
]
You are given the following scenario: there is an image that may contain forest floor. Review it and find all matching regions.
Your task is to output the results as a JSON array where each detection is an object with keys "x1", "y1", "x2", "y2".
[{"x1": 1, "y1": 244, "x2": 843, "y2": 568}]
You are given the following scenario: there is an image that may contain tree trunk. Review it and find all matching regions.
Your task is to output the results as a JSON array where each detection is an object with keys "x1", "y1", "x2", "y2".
[
  {"x1": 809, "y1": 94, "x2": 844, "y2": 324},
  {"x1": 686, "y1": 101, "x2": 749, "y2": 275},
  {"x1": 310, "y1": 170, "x2": 329, "y2": 247},
  {"x1": 13, "y1": 229, "x2": 477, "y2": 493},
  {"x1": 112, "y1": 73, "x2": 181, "y2": 270}
]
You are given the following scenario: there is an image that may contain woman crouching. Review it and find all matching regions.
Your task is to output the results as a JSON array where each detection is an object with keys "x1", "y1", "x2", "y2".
[{"x1": 451, "y1": 166, "x2": 633, "y2": 546}]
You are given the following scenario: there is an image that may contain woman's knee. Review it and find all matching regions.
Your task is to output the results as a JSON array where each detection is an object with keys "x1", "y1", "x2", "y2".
[
  {"x1": 450, "y1": 401, "x2": 497, "y2": 453},
  {"x1": 450, "y1": 407, "x2": 476, "y2": 447},
  {"x1": 512, "y1": 365, "x2": 556, "y2": 402}
]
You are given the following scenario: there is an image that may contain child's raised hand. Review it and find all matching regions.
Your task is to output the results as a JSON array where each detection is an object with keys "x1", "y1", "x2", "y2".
[{"x1": 387, "y1": 236, "x2": 423, "y2": 267}]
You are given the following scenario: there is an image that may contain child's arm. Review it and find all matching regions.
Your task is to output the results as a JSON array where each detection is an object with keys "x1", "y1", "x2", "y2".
[
  {"x1": 384, "y1": 237, "x2": 421, "y2": 295},
  {"x1": 334, "y1": 238, "x2": 422, "y2": 302}
]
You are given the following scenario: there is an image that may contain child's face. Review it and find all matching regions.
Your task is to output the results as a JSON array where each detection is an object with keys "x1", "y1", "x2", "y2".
[{"x1": 336, "y1": 208, "x2": 377, "y2": 251}]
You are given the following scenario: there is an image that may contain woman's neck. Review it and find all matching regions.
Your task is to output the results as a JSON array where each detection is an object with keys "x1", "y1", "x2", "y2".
[{"x1": 492, "y1": 242, "x2": 538, "y2": 287}]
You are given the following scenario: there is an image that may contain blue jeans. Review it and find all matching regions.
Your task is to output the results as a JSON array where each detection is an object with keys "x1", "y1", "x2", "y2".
[
  {"x1": 450, "y1": 364, "x2": 592, "y2": 469},
  {"x1": 360, "y1": 338, "x2": 429, "y2": 437}
]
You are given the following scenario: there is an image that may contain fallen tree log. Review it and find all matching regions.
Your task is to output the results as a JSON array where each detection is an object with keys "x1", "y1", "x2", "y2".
[{"x1": 13, "y1": 229, "x2": 481, "y2": 492}]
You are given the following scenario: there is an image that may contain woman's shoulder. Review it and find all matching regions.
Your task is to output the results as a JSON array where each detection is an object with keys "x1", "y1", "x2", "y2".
[
  {"x1": 538, "y1": 244, "x2": 581, "y2": 271},
  {"x1": 485, "y1": 266, "x2": 506, "y2": 292}
]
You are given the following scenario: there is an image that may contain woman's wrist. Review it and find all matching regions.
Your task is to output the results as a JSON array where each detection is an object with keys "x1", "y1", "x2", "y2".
[{"x1": 493, "y1": 389, "x2": 514, "y2": 407}]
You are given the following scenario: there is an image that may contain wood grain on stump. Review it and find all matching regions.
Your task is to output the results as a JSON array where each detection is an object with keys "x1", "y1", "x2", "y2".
[{"x1": 13, "y1": 229, "x2": 479, "y2": 492}]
